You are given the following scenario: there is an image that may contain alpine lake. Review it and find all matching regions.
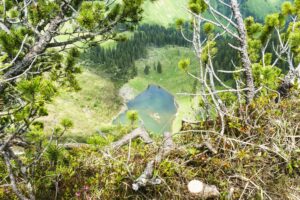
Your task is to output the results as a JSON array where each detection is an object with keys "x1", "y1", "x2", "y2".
[{"x1": 113, "y1": 85, "x2": 177, "y2": 134}]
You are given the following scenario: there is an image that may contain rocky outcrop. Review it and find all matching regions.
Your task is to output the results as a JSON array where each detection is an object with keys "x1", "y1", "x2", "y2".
[{"x1": 119, "y1": 85, "x2": 135, "y2": 103}]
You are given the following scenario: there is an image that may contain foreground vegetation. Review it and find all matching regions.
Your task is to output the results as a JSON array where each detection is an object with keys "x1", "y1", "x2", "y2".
[{"x1": 1, "y1": 96, "x2": 299, "y2": 199}]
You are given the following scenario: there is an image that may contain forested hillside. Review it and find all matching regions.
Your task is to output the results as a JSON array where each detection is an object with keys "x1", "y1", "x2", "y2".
[
  {"x1": 84, "y1": 24, "x2": 189, "y2": 82},
  {"x1": 0, "y1": 0, "x2": 299, "y2": 200}
]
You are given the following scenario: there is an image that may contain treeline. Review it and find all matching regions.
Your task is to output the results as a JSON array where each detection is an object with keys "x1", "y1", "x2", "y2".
[
  {"x1": 84, "y1": 23, "x2": 241, "y2": 84},
  {"x1": 83, "y1": 23, "x2": 284, "y2": 85},
  {"x1": 84, "y1": 24, "x2": 190, "y2": 82}
]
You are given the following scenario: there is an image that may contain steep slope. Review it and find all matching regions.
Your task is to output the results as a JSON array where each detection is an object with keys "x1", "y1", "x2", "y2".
[
  {"x1": 43, "y1": 69, "x2": 122, "y2": 140},
  {"x1": 142, "y1": 0, "x2": 189, "y2": 26},
  {"x1": 142, "y1": 0, "x2": 286, "y2": 26}
]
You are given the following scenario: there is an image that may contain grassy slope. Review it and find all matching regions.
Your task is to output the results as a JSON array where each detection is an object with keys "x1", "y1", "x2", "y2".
[
  {"x1": 127, "y1": 46, "x2": 199, "y2": 132},
  {"x1": 43, "y1": 69, "x2": 122, "y2": 140},
  {"x1": 142, "y1": 0, "x2": 189, "y2": 26},
  {"x1": 142, "y1": 0, "x2": 285, "y2": 25}
]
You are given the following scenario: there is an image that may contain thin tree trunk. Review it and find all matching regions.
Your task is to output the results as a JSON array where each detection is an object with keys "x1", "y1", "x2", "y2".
[
  {"x1": 230, "y1": 0, "x2": 255, "y2": 104},
  {"x1": 109, "y1": 127, "x2": 153, "y2": 149}
]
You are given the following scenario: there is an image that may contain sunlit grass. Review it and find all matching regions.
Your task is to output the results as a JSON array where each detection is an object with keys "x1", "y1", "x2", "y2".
[
  {"x1": 142, "y1": 0, "x2": 190, "y2": 26},
  {"x1": 43, "y1": 69, "x2": 122, "y2": 140}
]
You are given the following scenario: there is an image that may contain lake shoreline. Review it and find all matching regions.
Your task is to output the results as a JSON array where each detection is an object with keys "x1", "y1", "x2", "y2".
[
  {"x1": 111, "y1": 84, "x2": 135, "y2": 123},
  {"x1": 113, "y1": 84, "x2": 178, "y2": 134}
]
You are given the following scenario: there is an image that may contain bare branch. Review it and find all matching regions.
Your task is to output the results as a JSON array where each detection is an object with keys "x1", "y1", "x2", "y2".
[
  {"x1": 110, "y1": 127, "x2": 153, "y2": 149},
  {"x1": 3, "y1": 152, "x2": 30, "y2": 200},
  {"x1": 230, "y1": 0, "x2": 255, "y2": 103},
  {"x1": 132, "y1": 132, "x2": 174, "y2": 191}
]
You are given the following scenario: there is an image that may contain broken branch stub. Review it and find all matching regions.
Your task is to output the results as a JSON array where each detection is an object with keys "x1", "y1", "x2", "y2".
[
  {"x1": 188, "y1": 180, "x2": 220, "y2": 199},
  {"x1": 61, "y1": 127, "x2": 153, "y2": 150},
  {"x1": 109, "y1": 127, "x2": 153, "y2": 149},
  {"x1": 132, "y1": 132, "x2": 175, "y2": 191}
]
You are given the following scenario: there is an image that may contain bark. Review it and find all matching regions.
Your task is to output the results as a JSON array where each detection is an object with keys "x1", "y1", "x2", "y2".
[
  {"x1": 0, "y1": 13, "x2": 119, "y2": 93},
  {"x1": 191, "y1": 142, "x2": 218, "y2": 155},
  {"x1": 46, "y1": 33, "x2": 97, "y2": 48},
  {"x1": 7, "y1": 148, "x2": 35, "y2": 200},
  {"x1": 0, "y1": 21, "x2": 10, "y2": 33},
  {"x1": 109, "y1": 127, "x2": 153, "y2": 149},
  {"x1": 0, "y1": 15, "x2": 64, "y2": 92},
  {"x1": 132, "y1": 132, "x2": 174, "y2": 191},
  {"x1": 61, "y1": 127, "x2": 153, "y2": 150},
  {"x1": 230, "y1": 0, "x2": 255, "y2": 104},
  {"x1": 61, "y1": 143, "x2": 90, "y2": 150}
]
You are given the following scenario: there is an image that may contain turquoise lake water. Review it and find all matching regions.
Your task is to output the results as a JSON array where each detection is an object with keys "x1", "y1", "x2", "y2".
[{"x1": 113, "y1": 85, "x2": 177, "y2": 133}]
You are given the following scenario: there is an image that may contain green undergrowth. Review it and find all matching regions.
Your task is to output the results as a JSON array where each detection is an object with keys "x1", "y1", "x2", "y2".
[{"x1": 2, "y1": 97, "x2": 299, "y2": 199}]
